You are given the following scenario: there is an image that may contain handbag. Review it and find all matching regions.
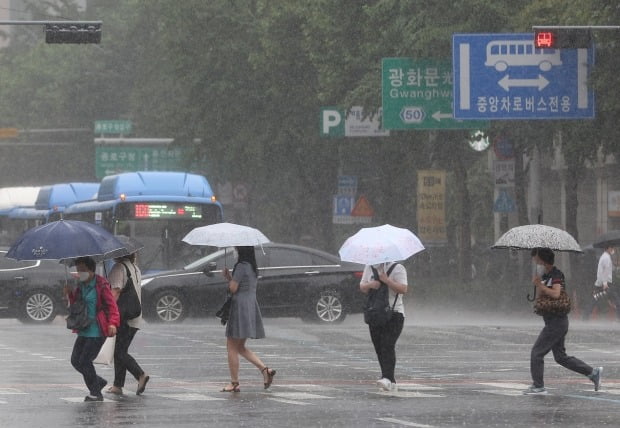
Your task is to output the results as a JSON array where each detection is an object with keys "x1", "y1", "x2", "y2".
[
  {"x1": 117, "y1": 263, "x2": 142, "y2": 321},
  {"x1": 66, "y1": 299, "x2": 91, "y2": 330},
  {"x1": 534, "y1": 288, "x2": 572, "y2": 316},
  {"x1": 363, "y1": 264, "x2": 399, "y2": 327},
  {"x1": 216, "y1": 295, "x2": 232, "y2": 326},
  {"x1": 94, "y1": 336, "x2": 116, "y2": 365}
]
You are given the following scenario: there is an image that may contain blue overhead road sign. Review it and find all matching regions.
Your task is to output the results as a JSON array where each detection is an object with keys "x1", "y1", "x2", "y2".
[{"x1": 452, "y1": 33, "x2": 594, "y2": 120}]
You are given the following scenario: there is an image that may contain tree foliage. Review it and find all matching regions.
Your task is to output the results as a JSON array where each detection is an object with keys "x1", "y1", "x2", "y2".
[{"x1": 0, "y1": 0, "x2": 616, "y2": 275}]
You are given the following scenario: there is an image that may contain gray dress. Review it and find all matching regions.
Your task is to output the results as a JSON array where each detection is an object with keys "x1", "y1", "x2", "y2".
[{"x1": 225, "y1": 262, "x2": 265, "y2": 339}]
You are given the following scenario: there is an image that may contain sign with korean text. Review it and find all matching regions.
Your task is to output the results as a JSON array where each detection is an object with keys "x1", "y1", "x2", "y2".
[
  {"x1": 417, "y1": 170, "x2": 447, "y2": 244},
  {"x1": 493, "y1": 160, "x2": 515, "y2": 187},
  {"x1": 95, "y1": 146, "x2": 184, "y2": 179},
  {"x1": 320, "y1": 106, "x2": 389, "y2": 137},
  {"x1": 452, "y1": 33, "x2": 595, "y2": 120},
  {"x1": 609, "y1": 191, "x2": 620, "y2": 217},
  {"x1": 382, "y1": 58, "x2": 487, "y2": 129},
  {"x1": 94, "y1": 120, "x2": 133, "y2": 135}
]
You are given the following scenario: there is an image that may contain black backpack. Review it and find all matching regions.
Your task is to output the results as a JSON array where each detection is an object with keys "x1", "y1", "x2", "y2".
[{"x1": 363, "y1": 263, "x2": 399, "y2": 327}]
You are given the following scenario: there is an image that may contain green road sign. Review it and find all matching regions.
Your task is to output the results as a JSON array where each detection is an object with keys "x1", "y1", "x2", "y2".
[
  {"x1": 95, "y1": 146, "x2": 184, "y2": 179},
  {"x1": 382, "y1": 58, "x2": 487, "y2": 130},
  {"x1": 94, "y1": 120, "x2": 132, "y2": 135}
]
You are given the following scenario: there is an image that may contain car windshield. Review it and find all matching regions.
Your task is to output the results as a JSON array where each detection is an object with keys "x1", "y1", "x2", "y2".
[{"x1": 183, "y1": 248, "x2": 231, "y2": 271}]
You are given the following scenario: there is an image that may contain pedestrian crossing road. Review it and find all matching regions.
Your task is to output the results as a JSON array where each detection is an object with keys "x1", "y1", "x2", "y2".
[{"x1": 1, "y1": 312, "x2": 620, "y2": 427}]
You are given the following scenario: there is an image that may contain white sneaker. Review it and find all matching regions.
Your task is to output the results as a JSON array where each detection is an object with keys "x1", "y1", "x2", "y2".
[
  {"x1": 376, "y1": 378, "x2": 391, "y2": 391},
  {"x1": 390, "y1": 383, "x2": 398, "y2": 392}
]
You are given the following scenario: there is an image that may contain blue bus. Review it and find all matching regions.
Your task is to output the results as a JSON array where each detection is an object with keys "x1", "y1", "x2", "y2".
[
  {"x1": 59, "y1": 171, "x2": 223, "y2": 272},
  {"x1": 6, "y1": 182, "x2": 100, "y2": 244}
]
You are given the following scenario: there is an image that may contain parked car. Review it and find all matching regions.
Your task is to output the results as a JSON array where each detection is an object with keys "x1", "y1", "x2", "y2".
[
  {"x1": 0, "y1": 248, "x2": 73, "y2": 323},
  {"x1": 140, "y1": 243, "x2": 365, "y2": 324}
]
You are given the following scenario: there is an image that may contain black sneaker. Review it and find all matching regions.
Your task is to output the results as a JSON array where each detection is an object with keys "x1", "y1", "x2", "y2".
[
  {"x1": 84, "y1": 394, "x2": 103, "y2": 402},
  {"x1": 589, "y1": 367, "x2": 603, "y2": 391}
]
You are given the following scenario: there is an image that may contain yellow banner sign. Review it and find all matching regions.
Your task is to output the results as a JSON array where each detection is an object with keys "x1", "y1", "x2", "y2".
[{"x1": 417, "y1": 170, "x2": 447, "y2": 244}]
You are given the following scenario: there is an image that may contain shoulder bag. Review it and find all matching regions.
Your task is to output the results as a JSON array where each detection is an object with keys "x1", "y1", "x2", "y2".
[
  {"x1": 534, "y1": 287, "x2": 571, "y2": 316},
  {"x1": 117, "y1": 262, "x2": 142, "y2": 321},
  {"x1": 66, "y1": 298, "x2": 91, "y2": 330},
  {"x1": 216, "y1": 294, "x2": 232, "y2": 326}
]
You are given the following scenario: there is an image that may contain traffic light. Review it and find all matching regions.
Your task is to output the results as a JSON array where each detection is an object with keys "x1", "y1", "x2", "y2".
[
  {"x1": 45, "y1": 23, "x2": 101, "y2": 44},
  {"x1": 534, "y1": 28, "x2": 591, "y2": 49}
]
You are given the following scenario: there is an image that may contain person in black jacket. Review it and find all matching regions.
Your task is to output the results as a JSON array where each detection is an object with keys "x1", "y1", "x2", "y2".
[{"x1": 525, "y1": 248, "x2": 602, "y2": 395}]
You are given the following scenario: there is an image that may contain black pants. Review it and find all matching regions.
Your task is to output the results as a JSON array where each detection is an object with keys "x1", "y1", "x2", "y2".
[
  {"x1": 71, "y1": 336, "x2": 106, "y2": 396},
  {"x1": 369, "y1": 313, "x2": 404, "y2": 383},
  {"x1": 530, "y1": 315, "x2": 592, "y2": 388},
  {"x1": 582, "y1": 285, "x2": 620, "y2": 320},
  {"x1": 113, "y1": 324, "x2": 145, "y2": 388}
]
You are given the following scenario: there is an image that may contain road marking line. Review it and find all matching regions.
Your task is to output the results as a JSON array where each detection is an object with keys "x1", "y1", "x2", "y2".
[
  {"x1": 61, "y1": 397, "x2": 114, "y2": 403},
  {"x1": 376, "y1": 417, "x2": 435, "y2": 427},
  {"x1": 477, "y1": 382, "x2": 530, "y2": 390},
  {"x1": 474, "y1": 389, "x2": 524, "y2": 397},
  {"x1": 373, "y1": 391, "x2": 443, "y2": 398},
  {"x1": 267, "y1": 397, "x2": 312, "y2": 405},
  {"x1": 0, "y1": 388, "x2": 26, "y2": 395},
  {"x1": 566, "y1": 394, "x2": 620, "y2": 404},
  {"x1": 157, "y1": 393, "x2": 225, "y2": 401},
  {"x1": 269, "y1": 392, "x2": 330, "y2": 400}
]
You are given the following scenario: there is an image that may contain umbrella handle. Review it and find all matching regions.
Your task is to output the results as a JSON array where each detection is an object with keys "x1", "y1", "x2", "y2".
[{"x1": 526, "y1": 284, "x2": 536, "y2": 302}]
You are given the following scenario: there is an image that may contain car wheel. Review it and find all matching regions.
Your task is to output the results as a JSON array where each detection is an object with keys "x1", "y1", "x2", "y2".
[
  {"x1": 151, "y1": 289, "x2": 188, "y2": 323},
  {"x1": 307, "y1": 290, "x2": 346, "y2": 323},
  {"x1": 18, "y1": 289, "x2": 57, "y2": 323}
]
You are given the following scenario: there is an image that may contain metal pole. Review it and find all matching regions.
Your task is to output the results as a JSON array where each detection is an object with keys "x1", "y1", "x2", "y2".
[
  {"x1": 532, "y1": 25, "x2": 620, "y2": 30},
  {"x1": 0, "y1": 20, "x2": 102, "y2": 25}
]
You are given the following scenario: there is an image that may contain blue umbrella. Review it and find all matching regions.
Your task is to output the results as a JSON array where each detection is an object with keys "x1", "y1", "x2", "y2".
[{"x1": 6, "y1": 219, "x2": 125, "y2": 261}]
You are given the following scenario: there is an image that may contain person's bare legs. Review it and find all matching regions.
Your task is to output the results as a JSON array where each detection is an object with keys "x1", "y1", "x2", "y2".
[{"x1": 225, "y1": 338, "x2": 274, "y2": 388}]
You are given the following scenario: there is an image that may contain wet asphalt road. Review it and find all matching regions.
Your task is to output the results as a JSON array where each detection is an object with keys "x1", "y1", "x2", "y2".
[{"x1": 1, "y1": 309, "x2": 620, "y2": 428}]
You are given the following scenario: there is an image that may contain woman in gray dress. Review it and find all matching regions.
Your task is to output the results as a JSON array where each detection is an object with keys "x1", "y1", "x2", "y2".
[{"x1": 220, "y1": 246, "x2": 276, "y2": 392}]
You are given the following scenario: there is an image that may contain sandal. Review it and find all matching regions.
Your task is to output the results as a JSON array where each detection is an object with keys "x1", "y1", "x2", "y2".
[
  {"x1": 261, "y1": 367, "x2": 276, "y2": 389},
  {"x1": 220, "y1": 382, "x2": 240, "y2": 393},
  {"x1": 106, "y1": 386, "x2": 123, "y2": 395}
]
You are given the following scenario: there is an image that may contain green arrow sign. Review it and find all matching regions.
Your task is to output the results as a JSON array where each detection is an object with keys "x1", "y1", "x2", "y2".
[{"x1": 382, "y1": 58, "x2": 487, "y2": 130}]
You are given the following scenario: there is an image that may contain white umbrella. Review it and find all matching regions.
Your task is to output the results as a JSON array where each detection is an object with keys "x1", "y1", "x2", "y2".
[
  {"x1": 491, "y1": 224, "x2": 582, "y2": 253},
  {"x1": 182, "y1": 222, "x2": 270, "y2": 247},
  {"x1": 338, "y1": 224, "x2": 425, "y2": 265}
]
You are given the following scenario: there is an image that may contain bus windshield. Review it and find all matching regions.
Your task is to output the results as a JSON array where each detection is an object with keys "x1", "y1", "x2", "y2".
[{"x1": 61, "y1": 172, "x2": 223, "y2": 273}]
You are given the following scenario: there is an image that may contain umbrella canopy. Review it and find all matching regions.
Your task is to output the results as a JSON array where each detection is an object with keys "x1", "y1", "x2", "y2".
[
  {"x1": 491, "y1": 224, "x2": 582, "y2": 253},
  {"x1": 182, "y1": 222, "x2": 270, "y2": 247},
  {"x1": 338, "y1": 224, "x2": 425, "y2": 265},
  {"x1": 592, "y1": 230, "x2": 620, "y2": 249},
  {"x1": 6, "y1": 219, "x2": 126, "y2": 261}
]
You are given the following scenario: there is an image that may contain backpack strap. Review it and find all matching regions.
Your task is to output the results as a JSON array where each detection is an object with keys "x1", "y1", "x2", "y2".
[
  {"x1": 371, "y1": 263, "x2": 400, "y2": 309},
  {"x1": 121, "y1": 261, "x2": 134, "y2": 291}
]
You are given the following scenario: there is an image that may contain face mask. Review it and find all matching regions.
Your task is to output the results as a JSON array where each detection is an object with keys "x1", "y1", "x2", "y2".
[
  {"x1": 536, "y1": 264, "x2": 545, "y2": 277},
  {"x1": 78, "y1": 272, "x2": 90, "y2": 282}
]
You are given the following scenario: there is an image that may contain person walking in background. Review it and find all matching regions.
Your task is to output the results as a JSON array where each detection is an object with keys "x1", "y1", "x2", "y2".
[
  {"x1": 359, "y1": 261, "x2": 408, "y2": 392},
  {"x1": 525, "y1": 248, "x2": 602, "y2": 395},
  {"x1": 66, "y1": 257, "x2": 120, "y2": 402},
  {"x1": 220, "y1": 246, "x2": 275, "y2": 393},
  {"x1": 582, "y1": 245, "x2": 620, "y2": 321},
  {"x1": 106, "y1": 251, "x2": 150, "y2": 396}
]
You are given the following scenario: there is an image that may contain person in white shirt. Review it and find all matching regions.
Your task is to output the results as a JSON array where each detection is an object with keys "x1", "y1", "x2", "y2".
[
  {"x1": 359, "y1": 262, "x2": 408, "y2": 392},
  {"x1": 583, "y1": 246, "x2": 619, "y2": 321},
  {"x1": 106, "y1": 252, "x2": 150, "y2": 395}
]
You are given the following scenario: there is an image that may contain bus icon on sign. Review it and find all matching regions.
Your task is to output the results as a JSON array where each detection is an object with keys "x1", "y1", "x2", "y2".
[
  {"x1": 400, "y1": 106, "x2": 425, "y2": 124},
  {"x1": 484, "y1": 40, "x2": 562, "y2": 72}
]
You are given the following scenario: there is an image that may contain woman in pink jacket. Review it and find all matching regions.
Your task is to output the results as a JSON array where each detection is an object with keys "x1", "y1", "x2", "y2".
[{"x1": 66, "y1": 256, "x2": 120, "y2": 402}]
